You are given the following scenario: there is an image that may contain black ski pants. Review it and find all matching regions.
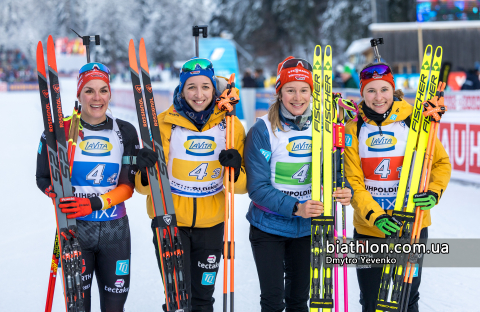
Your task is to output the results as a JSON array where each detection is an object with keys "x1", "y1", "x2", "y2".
[
  {"x1": 354, "y1": 227, "x2": 428, "y2": 312},
  {"x1": 152, "y1": 221, "x2": 224, "y2": 312},
  {"x1": 249, "y1": 225, "x2": 311, "y2": 312},
  {"x1": 78, "y1": 215, "x2": 131, "y2": 312}
]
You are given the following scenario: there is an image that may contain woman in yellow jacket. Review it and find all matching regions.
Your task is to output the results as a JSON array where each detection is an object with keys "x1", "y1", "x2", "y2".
[
  {"x1": 135, "y1": 58, "x2": 247, "y2": 311},
  {"x1": 344, "y1": 62, "x2": 451, "y2": 312}
]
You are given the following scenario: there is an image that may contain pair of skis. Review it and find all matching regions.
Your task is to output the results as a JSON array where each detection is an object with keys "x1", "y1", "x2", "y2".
[
  {"x1": 128, "y1": 39, "x2": 188, "y2": 312},
  {"x1": 310, "y1": 45, "x2": 349, "y2": 312},
  {"x1": 37, "y1": 36, "x2": 85, "y2": 312},
  {"x1": 375, "y1": 45, "x2": 443, "y2": 312}
]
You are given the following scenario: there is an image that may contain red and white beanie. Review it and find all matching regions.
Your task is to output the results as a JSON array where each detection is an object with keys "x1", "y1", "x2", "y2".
[{"x1": 275, "y1": 56, "x2": 314, "y2": 94}]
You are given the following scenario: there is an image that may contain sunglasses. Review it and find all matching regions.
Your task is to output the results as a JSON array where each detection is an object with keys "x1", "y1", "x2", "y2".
[
  {"x1": 359, "y1": 64, "x2": 391, "y2": 80},
  {"x1": 181, "y1": 58, "x2": 214, "y2": 73},
  {"x1": 279, "y1": 58, "x2": 313, "y2": 73},
  {"x1": 79, "y1": 62, "x2": 111, "y2": 76}
]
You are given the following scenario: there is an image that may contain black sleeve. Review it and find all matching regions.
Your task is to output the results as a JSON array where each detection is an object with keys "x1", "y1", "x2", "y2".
[
  {"x1": 116, "y1": 119, "x2": 140, "y2": 187},
  {"x1": 36, "y1": 132, "x2": 51, "y2": 194}
]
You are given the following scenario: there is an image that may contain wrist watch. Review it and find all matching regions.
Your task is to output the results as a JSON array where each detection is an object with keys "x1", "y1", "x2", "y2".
[{"x1": 292, "y1": 202, "x2": 299, "y2": 215}]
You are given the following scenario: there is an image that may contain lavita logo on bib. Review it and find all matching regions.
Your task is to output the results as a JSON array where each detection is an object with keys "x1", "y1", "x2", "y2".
[
  {"x1": 286, "y1": 136, "x2": 312, "y2": 157},
  {"x1": 184, "y1": 136, "x2": 217, "y2": 156},
  {"x1": 366, "y1": 131, "x2": 397, "y2": 152},
  {"x1": 79, "y1": 136, "x2": 113, "y2": 156}
]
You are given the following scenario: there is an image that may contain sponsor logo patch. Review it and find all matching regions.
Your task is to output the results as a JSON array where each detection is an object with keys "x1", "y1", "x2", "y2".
[
  {"x1": 79, "y1": 136, "x2": 113, "y2": 156},
  {"x1": 366, "y1": 131, "x2": 397, "y2": 152},
  {"x1": 163, "y1": 215, "x2": 172, "y2": 225},
  {"x1": 115, "y1": 279, "x2": 125, "y2": 288},
  {"x1": 207, "y1": 255, "x2": 216, "y2": 264},
  {"x1": 105, "y1": 285, "x2": 129, "y2": 293},
  {"x1": 184, "y1": 136, "x2": 216, "y2": 156},
  {"x1": 116, "y1": 260, "x2": 129, "y2": 275},
  {"x1": 260, "y1": 149, "x2": 271, "y2": 162},
  {"x1": 345, "y1": 134, "x2": 352, "y2": 147},
  {"x1": 390, "y1": 114, "x2": 397, "y2": 121},
  {"x1": 201, "y1": 272, "x2": 216, "y2": 285},
  {"x1": 286, "y1": 136, "x2": 312, "y2": 157}
]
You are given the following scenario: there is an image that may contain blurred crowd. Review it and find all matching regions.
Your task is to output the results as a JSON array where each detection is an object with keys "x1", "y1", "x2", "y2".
[
  {"x1": 241, "y1": 68, "x2": 266, "y2": 88},
  {"x1": 0, "y1": 48, "x2": 37, "y2": 83}
]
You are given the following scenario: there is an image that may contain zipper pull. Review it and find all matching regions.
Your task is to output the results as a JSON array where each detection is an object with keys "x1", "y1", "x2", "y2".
[{"x1": 379, "y1": 125, "x2": 383, "y2": 136}]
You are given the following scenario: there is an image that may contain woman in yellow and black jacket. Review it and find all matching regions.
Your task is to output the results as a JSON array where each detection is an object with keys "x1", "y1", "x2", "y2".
[
  {"x1": 344, "y1": 62, "x2": 451, "y2": 312},
  {"x1": 135, "y1": 58, "x2": 246, "y2": 312}
]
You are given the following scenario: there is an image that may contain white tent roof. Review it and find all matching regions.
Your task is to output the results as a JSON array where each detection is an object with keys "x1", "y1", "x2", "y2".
[{"x1": 345, "y1": 38, "x2": 373, "y2": 56}]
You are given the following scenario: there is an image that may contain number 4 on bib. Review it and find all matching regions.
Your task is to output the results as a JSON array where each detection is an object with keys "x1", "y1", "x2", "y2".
[
  {"x1": 189, "y1": 163, "x2": 209, "y2": 180},
  {"x1": 374, "y1": 159, "x2": 391, "y2": 179}
]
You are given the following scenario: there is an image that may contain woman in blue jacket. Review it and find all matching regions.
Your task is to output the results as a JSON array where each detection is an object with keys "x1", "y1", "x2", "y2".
[{"x1": 244, "y1": 56, "x2": 353, "y2": 312}]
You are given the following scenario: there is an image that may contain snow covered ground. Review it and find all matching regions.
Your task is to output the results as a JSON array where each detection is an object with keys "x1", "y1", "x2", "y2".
[{"x1": 0, "y1": 83, "x2": 479, "y2": 311}]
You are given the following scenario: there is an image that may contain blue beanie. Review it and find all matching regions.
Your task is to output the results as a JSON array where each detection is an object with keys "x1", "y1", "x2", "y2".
[{"x1": 178, "y1": 57, "x2": 217, "y2": 94}]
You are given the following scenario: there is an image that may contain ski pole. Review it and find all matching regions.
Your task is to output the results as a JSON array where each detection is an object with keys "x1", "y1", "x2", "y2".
[
  {"x1": 400, "y1": 82, "x2": 446, "y2": 311},
  {"x1": 216, "y1": 74, "x2": 239, "y2": 312},
  {"x1": 337, "y1": 104, "x2": 348, "y2": 312},
  {"x1": 45, "y1": 232, "x2": 60, "y2": 312},
  {"x1": 332, "y1": 93, "x2": 339, "y2": 312}
]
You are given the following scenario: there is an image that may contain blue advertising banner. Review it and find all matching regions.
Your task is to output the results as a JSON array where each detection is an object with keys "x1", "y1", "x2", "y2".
[{"x1": 199, "y1": 38, "x2": 244, "y2": 119}]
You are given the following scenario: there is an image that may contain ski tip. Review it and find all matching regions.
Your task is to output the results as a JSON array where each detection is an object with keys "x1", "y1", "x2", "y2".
[
  {"x1": 47, "y1": 35, "x2": 57, "y2": 72},
  {"x1": 36, "y1": 42, "x2": 46, "y2": 76},
  {"x1": 434, "y1": 46, "x2": 443, "y2": 58},
  {"x1": 314, "y1": 45, "x2": 322, "y2": 57},
  {"x1": 139, "y1": 38, "x2": 149, "y2": 74},
  {"x1": 424, "y1": 45, "x2": 433, "y2": 57},
  {"x1": 324, "y1": 45, "x2": 332, "y2": 58},
  {"x1": 128, "y1": 39, "x2": 139, "y2": 73}
]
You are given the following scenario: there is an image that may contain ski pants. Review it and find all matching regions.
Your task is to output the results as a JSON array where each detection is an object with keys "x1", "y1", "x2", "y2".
[
  {"x1": 249, "y1": 224, "x2": 311, "y2": 312},
  {"x1": 152, "y1": 221, "x2": 224, "y2": 312},
  {"x1": 77, "y1": 215, "x2": 131, "y2": 312},
  {"x1": 354, "y1": 227, "x2": 428, "y2": 312}
]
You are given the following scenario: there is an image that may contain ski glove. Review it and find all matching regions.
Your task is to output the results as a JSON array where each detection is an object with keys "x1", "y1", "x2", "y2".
[
  {"x1": 59, "y1": 197, "x2": 102, "y2": 219},
  {"x1": 44, "y1": 185, "x2": 76, "y2": 199},
  {"x1": 413, "y1": 190, "x2": 438, "y2": 210},
  {"x1": 374, "y1": 214, "x2": 401, "y2": 236},
  {"x1": 219, "y1": 149, "x2": 242, "y2": 182},
  {"x1": 136, "y1": 147, "x2": 158, "y2": 186},
  {"x1": 44, "y1": 185, "x2": 56, "y2": 198}
]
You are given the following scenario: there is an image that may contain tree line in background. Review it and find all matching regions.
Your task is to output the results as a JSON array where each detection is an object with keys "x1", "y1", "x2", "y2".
[{"x1": 0, "y1": 0, "x2": 416, "y2": 73}]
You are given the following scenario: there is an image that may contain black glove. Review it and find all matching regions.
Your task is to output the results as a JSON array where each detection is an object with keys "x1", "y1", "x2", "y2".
[
  {"x1": 136, "y1": 147, "x2": 158, "y2": 186},
  {"x1": 219, "y1": 149, "x2": 242, "y2": 182}
]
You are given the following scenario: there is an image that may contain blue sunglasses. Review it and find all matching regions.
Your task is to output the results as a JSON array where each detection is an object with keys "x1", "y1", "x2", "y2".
[{"x1": 79, "y1": 62, "x2": 111, "y2": 76}]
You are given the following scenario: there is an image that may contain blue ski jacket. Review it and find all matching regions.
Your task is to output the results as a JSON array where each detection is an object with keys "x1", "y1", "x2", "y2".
[{"x1": 245, "y1": 108, "x2": 353, "y2": 238}]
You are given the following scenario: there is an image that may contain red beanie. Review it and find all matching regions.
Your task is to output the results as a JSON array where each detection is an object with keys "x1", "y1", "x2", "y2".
[
  {"x1": 77, "y1": 69, "x2": 110, "y2": 97},
  {"x1": 359, "y1": 70, "x2": 395, "y2": 97},
  {"x1": 275, "y1": 56, "x2": 314, "y2": 94}
]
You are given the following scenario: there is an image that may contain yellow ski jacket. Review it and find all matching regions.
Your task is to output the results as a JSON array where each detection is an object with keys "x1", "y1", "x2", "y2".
[
  {"x1": 345, "y1": 99, "x2": 451, "y2": 237},
  {"x1": 135, "y1": 104, "x2": 247, "y2": 228}
]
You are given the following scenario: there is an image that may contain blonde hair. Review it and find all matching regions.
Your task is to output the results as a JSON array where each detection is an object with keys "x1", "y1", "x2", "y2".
[
  {"x1": 267, "y1": 94, "x2": 288, "y2": 135},
  {"x1": 393, "y1": 89, "x2": 404, "y2": 99}
]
